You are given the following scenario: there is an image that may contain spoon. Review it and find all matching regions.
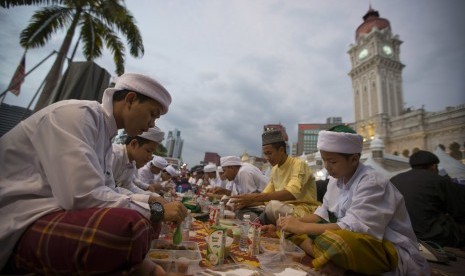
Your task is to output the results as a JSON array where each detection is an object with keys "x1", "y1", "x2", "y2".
[{"x1": 173, "y1": 224, "x2": 182, "y2": 245}]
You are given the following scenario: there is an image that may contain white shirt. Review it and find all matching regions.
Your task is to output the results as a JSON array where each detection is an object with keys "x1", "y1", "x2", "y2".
[
  {"x1": 0, "y1": 99, "x2": 148, "y2": 269},
  {"x1": 314, "y1": 163, "x2": 429, "y2": 275},
  {"x1": 137, "y1": 162, "x2": 161, "y2": 189},
  {"x1": 233, "y1": 163, "x2": 267, "y2": 195},
  {"x1": 111, "y1": 144, "x2": 160, "y2": 203}
]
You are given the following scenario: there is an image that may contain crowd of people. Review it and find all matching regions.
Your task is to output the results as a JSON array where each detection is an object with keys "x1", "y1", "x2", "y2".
[{"x1": 1, "y1": 72, "x2": 464, "y2": 275}]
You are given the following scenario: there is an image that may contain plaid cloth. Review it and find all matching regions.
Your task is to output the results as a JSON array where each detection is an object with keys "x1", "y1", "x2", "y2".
[
  {"x1": 312, "y1": 229, "x2": 398, "y2": 274},
  {"x1": 6, "y1": 208, "x2": 156, "y2": 275}
]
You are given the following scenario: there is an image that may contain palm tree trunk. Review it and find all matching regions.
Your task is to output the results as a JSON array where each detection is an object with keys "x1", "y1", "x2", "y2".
[{"x1": 34, "y1": 9, "x2": 82, "y2": 112}]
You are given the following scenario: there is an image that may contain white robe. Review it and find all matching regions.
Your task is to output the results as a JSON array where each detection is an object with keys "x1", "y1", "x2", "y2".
[
  {"x1": 233, "y1": 163, "x2": 268, "y2": 195},
  {"x1": 111, "y1": 144, "x2": 160, "y2": 203},
  {"x1": 0, "y1": 99, "x2": 148, "y2": 269},
  {"x1": 314, "y1": 163, "x2": 429, "y2": 275},
  {"x1": 137, "y1": 162, "x2": 161, "y2": 188}
]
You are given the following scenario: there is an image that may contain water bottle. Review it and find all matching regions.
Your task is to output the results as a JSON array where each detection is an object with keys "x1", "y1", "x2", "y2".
[
  {"x1": 219, "y1": 201, "x2": 225, "y2": 219},
  {"x1": 183, "y1": 209, "x2": 192, "y2": 230},
  {"x1": 239, "y1": 214, "x2": 251, "y2": 252}
]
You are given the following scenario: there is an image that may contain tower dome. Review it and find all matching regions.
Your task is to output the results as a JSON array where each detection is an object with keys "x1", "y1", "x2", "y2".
[
  {"x1": 370, "y1": 135, "x2": 385, "y2": 151},
  {"x1": 355, "y1": 7, "x2": 391, "y2": 40},
  {"x1": 370, "y1": 135, "x2": 385, "y2": 159}
]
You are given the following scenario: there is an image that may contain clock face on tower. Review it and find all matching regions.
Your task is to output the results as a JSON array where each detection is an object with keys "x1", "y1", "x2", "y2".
[
  {"x1": 358, "y1": 48, "x2": 369, "y2": 60},
  {"x1": 383, "y1": 45, "x2": 393, "y2": 55}
]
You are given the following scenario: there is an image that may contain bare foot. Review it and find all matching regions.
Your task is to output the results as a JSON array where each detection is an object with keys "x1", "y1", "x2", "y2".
[
  {"x1": 299, "y1": 238, "x2": 314, "y2": 256},
  {"x1": 321, "y1": 261, "x2": 345, "y2": 276},
  {"x1": 130, "y1": 256, "x2": 166, "y2": 276}
]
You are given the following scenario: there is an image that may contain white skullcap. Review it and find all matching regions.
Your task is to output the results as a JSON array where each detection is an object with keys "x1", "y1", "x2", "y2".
[
  {"x1": 165, "y1": 165, "x2": 178, "y2": 177},
  {"x1": 138, "y1": 126, "x2": 165, "y2": 143},
  {"x1": 317, "y1": 130, "x2": 363, "y2": 154},
  {"x1": 220, "y1": 156, "x2": 242, "y2": 167},
  {"x1": 204, "y1": 164, "x2": 217, "y2": 173},
  {"x1": 151, "y1": 156, "x2": 168, "y2": 169},
  {"x1": 103, "y1": 73, "x2": 172, "y2": 115},
  {"x1": 217, "y1": 166, "x2": 224, "y2": 173}
]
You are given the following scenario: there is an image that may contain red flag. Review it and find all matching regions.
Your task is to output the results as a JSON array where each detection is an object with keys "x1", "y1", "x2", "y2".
[{"x1": 7, "y1": 54, "x2": 26, "y2": 96}]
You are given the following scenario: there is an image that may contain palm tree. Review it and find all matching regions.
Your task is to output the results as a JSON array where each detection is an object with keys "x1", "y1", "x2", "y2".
[
  {"x1": 1, "y1": 1, "x2": 63, "y2": 8},
  {"x1": 4, "y1": 0, "x2": 144, "y2": 111}
]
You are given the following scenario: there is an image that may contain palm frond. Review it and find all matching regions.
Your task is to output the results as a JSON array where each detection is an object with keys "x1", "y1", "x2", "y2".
[
  {"x1": 80, "y1": 13, "x2": 103, "y2": 59},
  {"x1": 1, "y1": 0, "x2": 63, "y2": 8},
  {"x1": 20, "y1": 6, "x2": 72, "y2": 48},
  {"x1": 103, "y1": 30, "x2": 125, "y2": 75},
  {"x1": 92, "y1": 0, "x2": 144, "y2": 57}
]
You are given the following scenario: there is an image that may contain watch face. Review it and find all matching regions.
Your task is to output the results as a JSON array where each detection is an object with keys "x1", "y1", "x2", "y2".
[
  {"x1": 358, "y1": 48, "x2": 368, "y2": 60},
  {"x1": 151, "y1": 202, "x2": 163, "y2": 213},
  {"x1": 383, "y1": 45, "x2": 393, "y2": 55}
]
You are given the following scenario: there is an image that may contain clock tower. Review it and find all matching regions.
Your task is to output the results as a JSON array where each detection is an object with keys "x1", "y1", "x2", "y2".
[{"x1": 348, "y1": 7, "x2": 404, "y2": 144}]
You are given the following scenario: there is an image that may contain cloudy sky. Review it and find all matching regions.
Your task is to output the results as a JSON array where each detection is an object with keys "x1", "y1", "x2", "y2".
[{"x1": 1, "y1": 0, "x2": 464, "y2": 167}]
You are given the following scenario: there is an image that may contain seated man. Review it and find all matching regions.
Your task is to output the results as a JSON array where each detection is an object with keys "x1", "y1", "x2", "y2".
[
  {"x1": 209, "y1": 156, "x2": 267, "y2": 219},
  {"x1": 137, "y1": 155, "x2": 168, "y2": 192},
  {"x1": 0, "y1": 73, "x2": 187, "y2": 275},
  {"x1": 204, "y1": 163, "x2": 220, "y2": 189},
  {"x1": 159, "y1": 165, "x2": 179, "y2": 195},
  {"x1": 112, "y1": 127, "x2": 186, "y2": 217},
  {"x1": 275, "y1": 125, "x2": 429, "y2": 275},
  {"x1": 231, "y1": 129, "x2": 320, "y2": 224},
  {"x1": 390, "y1": 150, "x2": 465, "y2": 248}
]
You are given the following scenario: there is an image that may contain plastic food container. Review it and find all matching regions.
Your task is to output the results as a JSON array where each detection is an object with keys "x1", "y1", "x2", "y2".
[
  {"x1": 259, "y1": 237, "x2": 306, "y2": 262},
  {"x1": 148, "y1": 240, "x2": 202, "y2": 274}
]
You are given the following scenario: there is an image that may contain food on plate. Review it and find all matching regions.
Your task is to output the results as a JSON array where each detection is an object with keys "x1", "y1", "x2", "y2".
[
  {"x1": 261, "y1": 241, "x2": 280, "y2": 252},
  {"x1": 148, "y1": 251, "x2": 169, "y2": 259}
]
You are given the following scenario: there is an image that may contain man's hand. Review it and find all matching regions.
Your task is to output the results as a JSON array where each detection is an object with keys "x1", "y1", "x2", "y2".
[
  {"x1": 277, "y1": 215, "x2": 308, "y2": 235},
  {"x1": 162, "y1": 201, "x2": 187, "y2": 223},
  {"x1": 230, "y1": 193, "x2": 263, "y2": 210},
  {"x1": 208, "y1": 186, "x2": 231, "y2": 196},
  {"x1": 148, "y1": 195, "x2": 167, "y2": 205},
  {"x1": 260, "y1": 224, "x2": 278, "y2": 238},
  {"x1": 148, "y1": 183, "x2": 163, "y2": 193}
]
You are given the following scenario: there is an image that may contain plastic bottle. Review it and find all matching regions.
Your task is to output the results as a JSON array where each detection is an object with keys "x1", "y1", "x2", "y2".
[
  {"x1": 239, "y1": 214, "x2": 251, "y2": 252},
  {"x1": 218, "y1": 201, "x2": 225, "y2": 219},
  {"x1": 184, "y1": 209, "x2": 192, "y2": 229}
]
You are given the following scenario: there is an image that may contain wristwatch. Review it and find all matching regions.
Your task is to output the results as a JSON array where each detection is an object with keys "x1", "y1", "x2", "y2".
[{"x1": 149, "y1": 202, "x2": 165, "y2": 223}]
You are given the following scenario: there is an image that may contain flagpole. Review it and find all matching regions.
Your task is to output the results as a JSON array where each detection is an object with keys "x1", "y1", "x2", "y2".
[
  {"x1": 21, "y1": 77, "x2": 47, "y2": 120},
  {"x1": 0, "y1": 50, "x2": 57, "y2": 99}
]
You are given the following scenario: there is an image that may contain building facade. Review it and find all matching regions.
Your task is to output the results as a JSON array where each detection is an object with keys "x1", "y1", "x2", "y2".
[
  {"x1": 348, "y1": 8, "x2": 465, "y2": 158},
  {"x1": 165, "y1": 128, "x2": 184, "y2": 159},
  {"x1": 296, "y1": 117, "x2": 344, "y2": 155}
]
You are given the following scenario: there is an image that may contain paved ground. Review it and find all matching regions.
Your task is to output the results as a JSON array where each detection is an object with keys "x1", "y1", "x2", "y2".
[{"x1": 430, "y1": 248, "x2": 465, "y2": 276}]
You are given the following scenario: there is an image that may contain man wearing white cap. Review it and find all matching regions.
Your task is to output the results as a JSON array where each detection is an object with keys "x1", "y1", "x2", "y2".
[
  {"x1": 203, "y1": 163, "x2": 220, "y2": 189},
  {"x1": 0, "y1": 73, "x2": 187, "y2": 274},
  {"x1": 277, "y1": 125, "x2": 429, "y2": 275},
  {"x1": 137, "y1": 155, "x2": 168, "y2": 190},
  {"x1": 210, "y1": 156, "x2": 267, "y2": 197},
  {"x1": 112, "y1": 127, "x2": 181, "y2": 210},
  {"x1": 159, "y1": 165, "x2": 179, "y2": 194}
]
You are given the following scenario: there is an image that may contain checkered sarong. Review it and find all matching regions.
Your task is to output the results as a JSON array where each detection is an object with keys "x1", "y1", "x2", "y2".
[
  {"x1": 7, "y1": 208, "x2": 155, "y2": 275},
  {"x1": 312, "y1": 229, "x2": 398, "y2": 274}
]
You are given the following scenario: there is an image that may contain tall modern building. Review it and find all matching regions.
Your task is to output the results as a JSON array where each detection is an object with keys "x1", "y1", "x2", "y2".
[
  {"x1": 165, "y1": 128, "x2": 184, "y2": 159},
  {"x1": 348, "y1": 7, "x2": 464, "y2": 156},
  {"x1": 296, "y1": 117, "x2": 344, "y2": 155}
]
